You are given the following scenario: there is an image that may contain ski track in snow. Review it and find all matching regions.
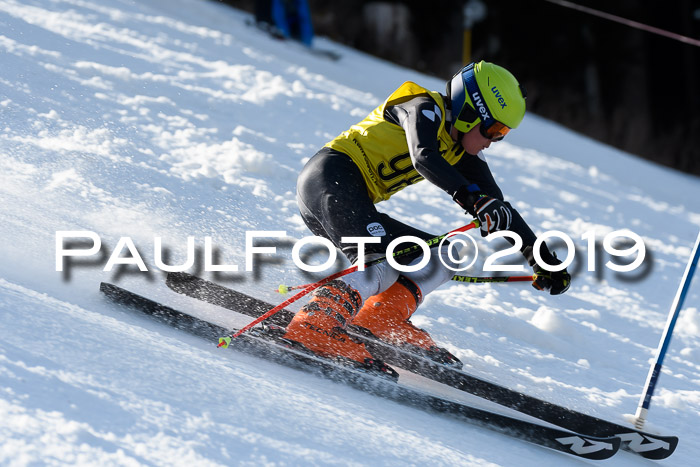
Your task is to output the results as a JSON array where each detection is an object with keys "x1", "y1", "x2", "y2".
[{"x1": 1, "y1": 0, "x2": 699, "y2": 465}]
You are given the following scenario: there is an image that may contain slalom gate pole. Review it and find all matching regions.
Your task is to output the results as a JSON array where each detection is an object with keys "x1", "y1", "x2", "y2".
[
  {"x1": 634, "y1": 230, "x2": 700, "y2": 429},
  {"x1": 219, "y1": 220, "x2": 479, "y2": 345}
]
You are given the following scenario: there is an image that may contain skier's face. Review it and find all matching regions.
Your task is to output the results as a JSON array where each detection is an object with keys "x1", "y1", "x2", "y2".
[{"x1": 461, "y1": 123, "x2": 492, "y2": 155}]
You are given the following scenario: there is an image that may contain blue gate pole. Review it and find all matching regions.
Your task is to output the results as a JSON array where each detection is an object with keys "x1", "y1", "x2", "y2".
[{"x1": 634, "y1": 231, "x2": 700, "y2": 429}]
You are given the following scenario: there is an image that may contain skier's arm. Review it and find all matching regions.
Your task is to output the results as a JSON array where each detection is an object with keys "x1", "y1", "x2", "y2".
[
  {"x1": 455, "y1": 153, "x2": 571, "y2": 294},
  {"x1": 386, "y1": 96, "x2": 532, "y2": 242},
  {"x1": 452, "y1": 152, "x2": 537, "y2": 246},
  {"x1": 385, "y1": 96, "x2": 473, "y2": 196},
  {"x1": 387, "y1": 96, "x2": 569, "y2": 293}
]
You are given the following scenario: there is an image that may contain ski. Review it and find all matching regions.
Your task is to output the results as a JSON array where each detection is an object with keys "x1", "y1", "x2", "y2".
[
  {"x1": 164, "y1": 272, "x2": 679, "y2": 459},
  {"x1": 100, "y1": 281, "x2": 621, "y2": 460}
]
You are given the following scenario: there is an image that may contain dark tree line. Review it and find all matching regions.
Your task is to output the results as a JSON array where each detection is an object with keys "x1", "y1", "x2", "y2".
[{"x1": 220, "y1": 0, "x2": 700, "y2": 176}]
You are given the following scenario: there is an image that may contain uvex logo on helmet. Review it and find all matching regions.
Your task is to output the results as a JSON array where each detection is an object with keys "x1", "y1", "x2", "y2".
[
  {"x1": 471, "y1": 92, "x2": 491, "y2": 120},
  {"x1": 491, "y1": 86, "x2": 507, "y2": 109}
]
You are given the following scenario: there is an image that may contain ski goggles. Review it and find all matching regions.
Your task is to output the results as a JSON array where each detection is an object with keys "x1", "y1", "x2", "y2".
[
  {"x1": 479, "y1": 120, "x2": 510, "y2": 141},
  {"x1": 458, "y1": 63, "x2": 511, "y2": 141}
]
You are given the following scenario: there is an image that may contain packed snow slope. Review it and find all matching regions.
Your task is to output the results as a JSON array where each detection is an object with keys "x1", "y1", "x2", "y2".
[{"x1": 1, "y1": 0, "x2": 700, "y2": 465}]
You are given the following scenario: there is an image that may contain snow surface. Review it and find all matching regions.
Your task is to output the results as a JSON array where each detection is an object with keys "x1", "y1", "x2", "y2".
[{"x1": 1, "y1": 0, "x2": 700, "y2": 465}]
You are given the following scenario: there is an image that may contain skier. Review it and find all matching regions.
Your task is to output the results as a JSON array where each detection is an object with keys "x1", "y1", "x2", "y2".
[{"x1": 284, "y1": 61, "x2": 571, "y2": 372}]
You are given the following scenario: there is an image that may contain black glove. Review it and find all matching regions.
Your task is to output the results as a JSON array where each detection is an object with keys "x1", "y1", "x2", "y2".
[
  {"x1": 473, "y1": 196, "x2": 512, "y2": 237},
  {"x1": 525, "y1": 247, "x2": 571, "y2": 295},
  {"x1": 453, "y1": 186, "x2": 512, "y2": 237}
]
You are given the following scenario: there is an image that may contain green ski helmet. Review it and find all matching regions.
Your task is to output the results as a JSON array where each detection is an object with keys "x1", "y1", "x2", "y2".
[{"x1": 447, "y1": 60, "x2": 527, "y2": 140}]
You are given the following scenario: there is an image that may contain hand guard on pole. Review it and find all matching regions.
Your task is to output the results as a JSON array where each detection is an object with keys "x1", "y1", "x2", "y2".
[
  {"x1": 529, "y1": 249, "x2": 571, "y2": 295},
  {"x1": 473, "y1": 196, "x2": 512, "y2": 237},
  {"x1": 452, "y1": 185, "x2": 512, "y2": 237}
]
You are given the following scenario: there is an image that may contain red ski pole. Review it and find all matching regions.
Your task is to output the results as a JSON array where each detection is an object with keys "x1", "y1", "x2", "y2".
[{"x1": 219, "y1": 220, "x2": 479, "y2": 346}]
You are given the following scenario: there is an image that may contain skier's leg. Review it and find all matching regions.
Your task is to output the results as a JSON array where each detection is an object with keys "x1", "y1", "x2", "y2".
[
  {"x1": 352, "y1": 243, "x2": 463, "y2": 367},
  {"x1": 286, "y1": 148, "x2": 398, "y2": 365}
]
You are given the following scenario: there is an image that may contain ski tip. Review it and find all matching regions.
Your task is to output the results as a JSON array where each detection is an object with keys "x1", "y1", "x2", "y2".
[
  {"x1": 277, "y1": 284, "x2": 289, "y2": 294},
  {"x1": 218, "y1": 337, "x2": 231, "y2": 348}
]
